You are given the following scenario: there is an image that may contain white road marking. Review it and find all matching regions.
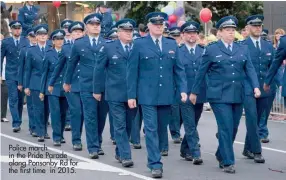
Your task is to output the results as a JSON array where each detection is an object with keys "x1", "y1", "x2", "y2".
[
  {"x1": 0, "y1": 133, "x2": 153, "y2": 180},
  {"x1": 234, "y1": 141, "x2": 286, "y2": 154}
]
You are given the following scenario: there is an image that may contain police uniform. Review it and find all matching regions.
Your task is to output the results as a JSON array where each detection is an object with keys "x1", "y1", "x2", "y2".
[
  {"x1": 178, "y1": 21, "x2": 205, "y2": 164},
  {"x1": 50, "y1": 21, "x2": 85, "y2": 150},
  {"x1": 127, "y1": 12, "x2": 187, "y2": 177},
  {"x1": 191, "y1": 16, "x2": 259, "y2": 173},
  {"x1": 261, "y1": 29, "x2": 269, "y2": 40},
  {"x1": 93, "y1": 19, "x2": 138, "y2": 167},
  {"x1": 64, "y1": 13, "x2": 107, "y2": 158},
  {"x1": 61, "y1": 20, "x2": 73, "y2": 45},
  {"x1": 40, "y1": 30, "x2": 68, "y2": 146},
  {"x1": 18, "y1": 3, "x2": 39, "y2": 36},
  {"x1": 163, "y1": 21, "x2": 169, "y2": 36},
  {"x1": 241, "y1": 15, "x2": 269, "y2": 163},
  {"x1": 106, "y1": 30, "x2": 118, "y2": 40},
  {"x1": 1, "y1": 21, "x2": 29, "y2": 131},
  {"x1": 98, "y1": 4, "x2": 113, "y2": 37},
  {"x1": 25, "y1": 24, "x2": 51, "y2": 141}
]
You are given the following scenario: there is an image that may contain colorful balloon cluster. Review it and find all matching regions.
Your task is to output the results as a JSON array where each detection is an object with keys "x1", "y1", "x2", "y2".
[{"x1": 161, "y1": 1, "x2": 185, "y2": 28}]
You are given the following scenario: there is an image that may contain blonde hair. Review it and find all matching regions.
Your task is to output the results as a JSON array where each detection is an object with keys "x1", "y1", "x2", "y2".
[{"x1": 273, "y1": 28, "x2": 285, "y2": 48}]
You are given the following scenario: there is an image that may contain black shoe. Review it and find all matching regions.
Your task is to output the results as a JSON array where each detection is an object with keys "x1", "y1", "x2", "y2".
[
  {"x1": 44, "y1": 134, "x2": 50, "y2": 139},
  {"x1": 115, "y1": 155, "x2": 122, "y2": 163},
  {"x1": 242, "y1": 150, "x2": 254, "y2": 159},
  {"x1": 89, "y1": 152, "x2": 99, "y2": 159},
  {"x1": 53, "y1": 141, "x2": 61, "y2": 146},
  {"x1": 161, "y1": 151, "x2": 168, "y2": 156},
  {"x1": 122, "y1": 159, "x2": 134, "y2": 167},
  {"x1": 38, "y1": 136, "x2": 45, "y2": 142},
  {"x1": 98, "y1": 148, "x2": 104, "y2": 155},
  {"x1": 180, "y1": 153, "x2": 193, "y2": 161},
  {"x1": 112, "y1": 140, "x2": 116, "y2": 145},
  {"x1": 261, "y1": 138, "x2": 270, "y2": 143},
  {"x1": 31, "y1": 132, "x2": 38, "y2": 137},
  {"x1": 133, "y1": 144, "x2": 142, "y2": 149},
  {"x1": 64, "y1": 124, "x2": 71, "y2": 131},
  {"x1": 73, "y1": 144, "x2": 82, "y2": 151},
  {"x1": 151, "y1": 169, "x2": 163, "y2": 178},
  {"x1": 223, "y1": 165, "x2": 235, "y2": 174},
  {"x1": 61, "y1": 138, "x2": 66, "y2": 143},
  {"x1": 173, "y1": 138, "x2": 181, "y2": 144},
  {"x1": 12, "y1": 127, "x2": 21, "y2": 133},
  {"x1": 193, "y1": 157, "x2": 203, "y2": 165},
  {"x1": 254, "y1": 153, "x2": 265, "y2": 163}
]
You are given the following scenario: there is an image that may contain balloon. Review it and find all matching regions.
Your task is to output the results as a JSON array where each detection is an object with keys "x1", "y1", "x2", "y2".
[
  {"x1": 199, "y1": 8, "x2": 212, "y2": 23},
  {"x1": 170, "y1": 22, "x2": 177, "y2": 28},
  {"x1": 161, "y1": 7, "x2": 166, "y2": 13},
  {"x1": 168, "y1": 14, "x2": 177, "y2": 23},
  {"x1": 177, "y1": 20, "x2": 185, "y2": 27},
  {"x1": 174, "y1": 7, "x2": 184, "y2": 17},
  {"x1": 115, "y1": 14, "x2": 120, "y2": 21},
  {"x1": 164, "y1": 5, "x2": 174, "y2": 15},
  {"x1": 111, "y1": 14, "x2": 116, "y2": 21},
  {"x1": 52, "y1": 1, "x2": 61, "y2": 8},
  {"x1": 168, "y1": 1, "x2": 177, "y2": 9}
]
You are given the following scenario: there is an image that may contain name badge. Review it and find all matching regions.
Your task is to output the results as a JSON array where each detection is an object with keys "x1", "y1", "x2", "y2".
[
  {"x1": 112, "y1": 55, "x2": 118, "y2": 59},
  {"x1": 216, "y1": 55, "x2": 222, "y2": 58}
]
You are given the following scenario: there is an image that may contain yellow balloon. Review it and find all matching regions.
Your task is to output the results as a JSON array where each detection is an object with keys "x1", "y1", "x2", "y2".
[
  {"x1": 168, "y1": 1, "x2": 177, "y2": 9},
  {"x1": 235, "y1": 31, "x2": 244, "y2": 40},
  {"x1": 161, "y1": 7, "x2": 166, "y2": 12}
]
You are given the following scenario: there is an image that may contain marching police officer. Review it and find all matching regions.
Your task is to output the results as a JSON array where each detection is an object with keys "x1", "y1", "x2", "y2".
[
  {"x1": 261, "y1": 29, "x2": 269, "y2": 40},
  {"x1": 97, "y1": 3, "x2": 113, "y2": 37},
  {"x1": 18, "y1": 28, "x2": 37, "y2": 136},
  {"x1": 51, "y1": 21, "x2": 85, "y2": 150},
  {"x1": 163, "y1": 21, "x2": 169, "y2": 37},
  {"x1": 18, "y1": 1, "x2": 39, "y2": 36},
  {"x1": 127, "y1": 12, "x2": 187, "y2": 178},
  {"x1": 25, "y1": 24, "x2": 51, "y2": 142},
  {"x1": 106, "y1": 29, "x2": 118, "y2": 40},
  {"x1": 93, "y1": 18, "x2": 138, "y2": 167},
  {"x1": 190, "y1": 16, "x2": 261, "y2": 173},
  {"x1": 240, "y1": 15, "x2": 270, "y2": 163},
  {"x1": 61, "y1": 19, "x2": 73, "y2": 45},
  {"x1": 1, "y1": 21, "x2": 29, "y2": 132},
  {"x1": 169, "y1": 26, "x2": 182, "y2": 45},
  {"x1": 64, "y1": 13, "x2": 107, "y2": 158},
  {"x1": 179, "y1": 21, "x2": 205, "y2": 165}
]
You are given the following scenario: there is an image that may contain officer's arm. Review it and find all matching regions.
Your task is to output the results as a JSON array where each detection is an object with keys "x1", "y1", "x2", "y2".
[
  {"x1": 40, "y1": 56, "x2": 49, "y2": 94},
  {"x1": 191, "y1": 47, "x2": 212, "y2": 94},
  {"x1": 127, "y1": 40, "x2": 140, "y2": 99},
  {"x1": 174, "y1": 46, "x2": 187, "y2": 93},
  {"x1": 64, "y1": 44, "x2": 79, "y2": 84},
  {"x1": 24, "y1": 50, "x2": 33, "y2": 88},
  {"x1": 93, "y1": 45, "x2": 108, "y2": 94},
  {"x1": 49, "y1": 51, "x2": 65, "y2": 86},
  {"x1": 18, "y1": 49, "x2": 26, "y2": 86},
  {"x1": 245, "y1": 48, "x2": 259, "y2": 88},
  {"x1": 274, "y1": 66, "x2": 283, "y2": 87},
  {"x1": 265, "y1": 39, "x2": 286, "y2": 85},
  {"x1": 17, "y1": 9, "x2": 30, "y2": 30}
]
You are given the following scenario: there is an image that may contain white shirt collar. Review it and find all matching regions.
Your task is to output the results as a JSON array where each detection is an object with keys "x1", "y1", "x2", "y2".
[
  {"x1": 65, "y1": 37, "x2": 72, "y2": 42},
  {"x1": 151, "y1": 35, "x2": 162, "y2": 44},
  {"x1": 55, "y1": 48, "x2": 61, "y2": 53},
  {"x1": 185, "y1": 44, "x2": 197, "y2": 53},
  {"x1": 221, "y1": 39, "x2": 233, "y2": 49},
  {"x1": 89, "y1": 36, "x2": 99, "y2": 44},
  {"x1": 26, "y1": 4, "x2": 31, "y2": 10},
  {"x1": 250, "y1": 36, "x2": 261, "y2": 48},
  {"x1": 38, "y1": 43, "x2": 46, "y2": 49},
  {"x1": 13, "y1": 36, "x2": 20, "y2": 42}
]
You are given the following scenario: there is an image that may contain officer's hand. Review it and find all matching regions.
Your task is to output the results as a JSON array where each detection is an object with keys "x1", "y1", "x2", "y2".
[
  {"x1": 189, "y1": 93, "x2": 197, "y2": 105},
  {"x1": 48, "y1": 86, "x2": 54, "y2": 94},
  {"x1": 39, "y1": 93, "x2": 44, "y2": 101},
  {"x1": 24, "y1": 88, "x2": 31, "y2": 96},
  {"x1": 93, "y1": 93, "x2": 102, "y2": 101},
  {"x1": 254, "y1": 88, "x2": 261, "y2": 98},
  {"x1": 263, "y1": 83, "x2": 270, "y2": 92},
  {"x1": 181, "y1": 93, "x2": 188, "y2": 103},
  {"x1": 128, "y1": 99, "x2": 137, "y2": 109},
  {"x1": 18, "y1": 85, "x2": 23, "y2": 91},
  {"x1": 63, "y1": 83, "x2": 71, "y2": 92}
]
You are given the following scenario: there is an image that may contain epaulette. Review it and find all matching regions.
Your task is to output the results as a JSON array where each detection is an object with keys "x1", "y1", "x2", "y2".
[
  {"x1": 207, "y1": 41, "x2": 218, "y2": 46},
  {"x1": 178, "y1": 43, "x2": 184, "y2": 48},
  {"x1": 134, "y1": 36, "x2": 144, "y2": 41},
  {"x1": 235, "y1": 39, "x2": 245, "y2": 44},
  {"x1": 105, "y1": 40, "x2": 114, "y2": 43},
  {"x1": 197, "y1": 44, "x2": 205, "y2": 48},
  {"x1": 76, "y1": 36, "x2": 84, "y2": 41},
  {"x1": 165, "y1": 36, "x2": 175, "y2": 40}
]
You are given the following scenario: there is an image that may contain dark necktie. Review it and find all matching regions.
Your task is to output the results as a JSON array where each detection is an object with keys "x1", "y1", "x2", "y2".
[
  {"x1": 67, "y1": 40, "x2": 70, "y2": 44},
  {"x1": 155, "y1": 39, "x2": 161, "y2": 52},
  {"x1": 41, "y1": 47, "x2": 45, "y2": 55},
  {"x1": 125, "y1": 45, "x2": 130, "y2": 56},
  {"x1": 190, "y1": 48, "x2": 195, "y2": 56},
  {"x1": 92, "y1": 38, "x2": 96, "y2": 48},
  {"x1": 256, "y1": 40, "x2": 260, "y2": 52},
  {"x1": 16, "y1": 40, "x2": 19, "y2": 48},
  {"x1": 228, "y1": 44, "x2": 232, "y2": 52}
]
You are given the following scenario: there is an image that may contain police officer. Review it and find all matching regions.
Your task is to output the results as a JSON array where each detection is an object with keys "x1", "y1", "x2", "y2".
[
  {"x1": 1, "y1": 20, "x2": 29, "y2": 132},
  {"x1": 261, "y1": 29, "x2": 269, "y2": 40},
  {"x1": 25, "y1": 24, "x2": 51, "y2": 142},
  {"x1": 18, "y1": 1, "x2": 39, "y2": 36},
  {"x1": 93, "y1": 18, "x2": 138, "y2": 167},
  {"x1": 106, "y1": 29, "x2": 118, "y2": 40},
  {"x1": 51, "y1": 21, "x2": 85, "y2": 150},
  {"x1": 127, "y1": 12, "x2": 187, "y2": 178},
  {"x1": 97, "y1": 3, "x2": 113, "y2": 37},
  {"x1": 240, "y1": 15, "x2": 270, "y2": 163},
  {"x1": 18, "y1": 28, "x2": 37, "y2": 136},
  {"x1": 64, "y1": 13, "x2": 107, "y2": 159},
  {"x1": 169, "y1": 26, "x2": 182, "y2": 45},
  {"x1": 61, "y1": 19, "x2": 73, "y2": 45},
  {"x1": 179, "y1": 21, "x2": 205, "y2": 165},
  {"x1": 163, "y1": 21, "x2": 169, "y2": 37},
  {"x1": 190, "y1": 16, "x2": 261, "y2": 173}
]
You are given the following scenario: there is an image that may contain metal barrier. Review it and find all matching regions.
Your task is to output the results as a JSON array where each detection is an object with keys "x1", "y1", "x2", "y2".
[{"x1": 271, "y1": 89, "x2": 286, "y2": 115}]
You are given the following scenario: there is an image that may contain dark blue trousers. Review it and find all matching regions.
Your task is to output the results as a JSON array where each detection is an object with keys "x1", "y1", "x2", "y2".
[
  {"x1": 108, "y1": 112, "x2": 115, "y2": 141},
  {"x1": 130, "y1": 106, "x2": 143, "y2": 144},
  {"x1": 65, "y1": 108, "x2": 71, "y2": 126},
  {"x1": 26, "y1": 95, "x2": 35, "y2": 133},
  {"x1": 65, "y1": 92, "x2": 84, "y2": 145},
  {"x1": 108, "y1": 102, "x2": 137, "y2": 160},
  {"x1": 211, "y1": 103, "x2": 242, "y2": 166},
  {"x1": 180, "y1": 103, "x2": 203, "y2": 158},
  {"x1": 98, "y1": 93, "x2": 109, "y2": 149},
  {"x1": 259, "y1": 94, "x2": 275, "y2": 139},
  {"x1": 6, "y1": 80, "x2": 24, "y2": 128},
  {"x1": 169, "y1": 104, "x2": 183, "y2": 139}
]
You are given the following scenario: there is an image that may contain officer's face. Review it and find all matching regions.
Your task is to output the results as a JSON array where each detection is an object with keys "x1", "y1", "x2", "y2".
[
  {"x1": 63, "y1": 27, "x2": 70, "y2": 36},
  {"x1": 71, "y1": 30, "x2": 84, "y2": 40},
  {"x1": 27, "y1": 1, "x2": 34, "y2": 6},
  {"x1": 219, "y1": 28, "x2": 235, "y2": 42},
  {"x1": 53, "y1": 39, "x2": 64, "y2": 49},
  {"x1": 28, "y1": 36, "x2": 37, "y2": 45},
  {"x1": 11, "y1": 27, "x2": 22, "y2": 37},
  {"x1": 148, "y1": 23, "x2": 164, "y2": 36},
  {"x1": 118, "y1": 29, "x2": 133, "y2": 42},
  {"x1": 86, "y1": 23, "x2": 101, "y2": 35},
  {"x1": 99, "y1": 7, "x2": 107, "y2": 13},
  {"x1": 183, "y1": 32, "x2": 198, "y2": 44},
  {"x1": 248, "y1": 25, "x2": 262, "y2": 37},
  {"x1": 36, "y1": 34, "x2": 48, "y2": 43}
]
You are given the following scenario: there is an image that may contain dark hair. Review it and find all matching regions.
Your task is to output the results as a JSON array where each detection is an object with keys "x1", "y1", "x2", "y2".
[
  {"x1": 138, "y1": 24, "x2": 146, "y2": 33},
  {"x1": 210, "y1": 28, "x2": 217, "y2": 36}
]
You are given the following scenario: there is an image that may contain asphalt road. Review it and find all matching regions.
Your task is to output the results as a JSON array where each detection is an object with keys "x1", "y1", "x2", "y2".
[{"x1": 1, "y1": 107, "x2": 286, "y2": 180}]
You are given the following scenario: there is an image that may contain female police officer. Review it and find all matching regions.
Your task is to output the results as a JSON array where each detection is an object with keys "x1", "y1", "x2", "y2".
[{"x1": 189, "y1": 16, "x2": 261, "y2": 173}]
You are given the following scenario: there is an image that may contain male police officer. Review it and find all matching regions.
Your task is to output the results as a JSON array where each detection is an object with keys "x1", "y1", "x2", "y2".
[
  {"x1": 169, "y1": 26, "x2": 182, "y2": 45},
  {"x1": 97, "y1": 3, "x2": 113, "y2": 37},
  {"x1": 127, "y1": 12, "x2": 187, "y2": 178},
  {"x1": 18, "y1": 1, "x2": 39, "y2": 36},
  {"x1": 64, "y1": 13, "x2": 107, "y2": 158},
  {"x1": 1, "y1": 21, "x2": 29, "y2": 132},
  {"x1": 61, "y1": 19, "x2": 73, "y2": 45}
]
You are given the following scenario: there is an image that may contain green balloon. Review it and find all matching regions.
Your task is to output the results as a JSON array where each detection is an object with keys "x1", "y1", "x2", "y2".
[{"x1": 112, "y1": 14, "x2": 116, "y2": 21}]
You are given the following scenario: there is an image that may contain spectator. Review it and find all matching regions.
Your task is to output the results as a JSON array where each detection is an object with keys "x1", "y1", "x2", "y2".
[
  {"x1": 240, "y1": 28, "x2": 249, "y2": 39},
  {"x1": 198, "y1": 33, "x2": 207, "y2": 46},
  {"x1": 138, "y1": 23, "x2": 146, "y2": 37},
  {"x1": 273, "y1": 28, "x2": 285, "y2": 49}
]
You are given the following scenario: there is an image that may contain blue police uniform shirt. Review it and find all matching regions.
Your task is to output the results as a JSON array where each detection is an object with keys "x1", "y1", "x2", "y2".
[{"x1": 18, "y1": 4, "x2": 39, "y2": 36}]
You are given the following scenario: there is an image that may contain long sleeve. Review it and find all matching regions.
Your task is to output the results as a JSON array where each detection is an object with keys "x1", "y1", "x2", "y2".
[
  {"x1": 1, "y1": 40, "x2": 6, "y2": 76},
  {"x1": 244, "y1": 48, "x2": 259, "y2": 89},
  {"x1": 49, "y1": 51, "x2": 66, "y2": 86},
  {"x1": 93, "y1": 45, "x2": 108, "y2": 94},
  {"x1": 17, "y1": 9, "x2": 30, "y2": 30},
  {"x1": 40, "y1": 57, "x2": 49, "y2": 94},
  {"x1": 18, "y1": 49, "x2": 27, "y2": 86},
  {"x1": 174, "y1": 46, "x2": 187, "y2": 93},
  {"x1": 64, "y1": 44, "x2": 79, "y2": 84},
  {"x1": 24, "y1": 50, "x2": 32, "y2": 88}
]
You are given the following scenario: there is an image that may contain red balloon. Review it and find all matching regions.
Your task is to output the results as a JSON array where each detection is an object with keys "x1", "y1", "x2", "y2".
[
  {"x1": 53, "y1": 1, "x2": 61, "y2": 8},
  {"x1": 168, "y1": 14, "x2": 177, "y2": 23},
  {"x1": 199, "y1": 8, "x2": 212, "y2": 23}
]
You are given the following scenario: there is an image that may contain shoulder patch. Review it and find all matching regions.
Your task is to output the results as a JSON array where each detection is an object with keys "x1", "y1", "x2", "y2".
[
  {"x1": 207, "y1": 41, "x2": 217, "y2": 46},
  {"x1": 178, "y1": 43, "x2": 185, "y2": 48},
  {"x1": 105, "y1": 40, "x2": 114, "y2": 43},
  {"x1": 99, "y1": 46, "x2": 104, "y2": 52}
]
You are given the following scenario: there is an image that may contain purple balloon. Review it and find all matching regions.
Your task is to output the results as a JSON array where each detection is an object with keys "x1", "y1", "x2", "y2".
[
  {"x1": 174, "y1": 7, "x2": 184, "y2": 17},
  {"x1": 170, "y1": 22, "x2": 177, "y2": 28},
  {"x1": 107, "y1": 8, "x2": 112, "y2": 13}
]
